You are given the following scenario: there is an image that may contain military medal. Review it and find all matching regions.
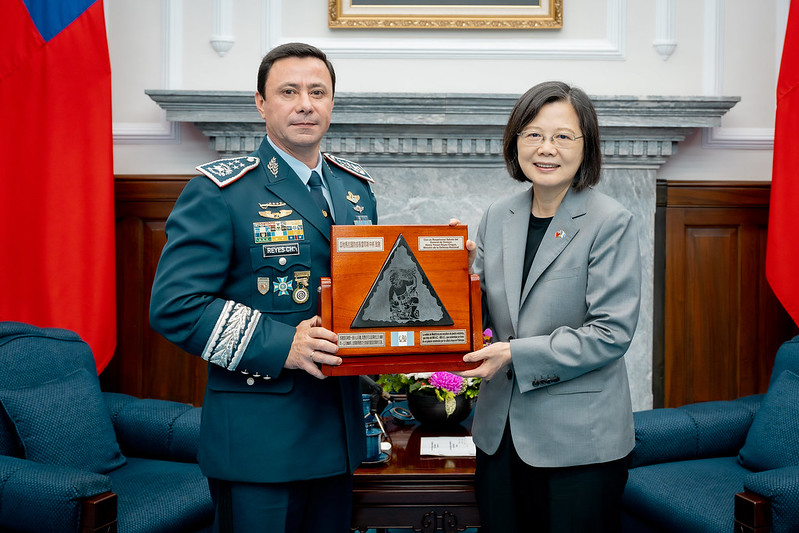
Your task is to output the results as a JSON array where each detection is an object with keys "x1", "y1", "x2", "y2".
[
  {"x1": 292, "y1": 271, "x2": 311, "y2": 304},
  {"x1": 273, "y1": 276, "x2": 293, "y2": 296},
  {"x1": 353, "y1": 205, "x2": 365, "y2": 213}
]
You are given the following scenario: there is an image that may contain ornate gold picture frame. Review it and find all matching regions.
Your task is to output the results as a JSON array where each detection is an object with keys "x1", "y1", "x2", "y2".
[{"x1": 328, "y1": 0, "x2": 562, "y2": 30}]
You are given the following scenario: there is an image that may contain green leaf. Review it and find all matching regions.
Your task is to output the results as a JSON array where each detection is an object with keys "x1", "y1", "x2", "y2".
[{"x1": 444, "y1": 395, "x2": 456, "y2": 416}]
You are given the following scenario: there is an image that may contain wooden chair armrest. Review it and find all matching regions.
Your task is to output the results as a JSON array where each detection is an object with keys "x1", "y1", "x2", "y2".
[
  {"x1": 734, "y1": 490, "x2": 770, "y2": 533},
  {"x1": 80, "y1": 491, "x2": 117, "y2": 533}
]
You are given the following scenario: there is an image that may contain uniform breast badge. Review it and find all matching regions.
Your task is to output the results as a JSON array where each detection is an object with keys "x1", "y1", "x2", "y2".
[
  {"x1": 259, "y1": 201, "x2": 292, "y2": 219},
  {"x1": 260, "y1": 209, "x2": 293, "y2": 219},
  {"x1": 292, "y1": 271, "x2": 311, "y2": 304},
  {"x1": 257, "y1": 277, "x2": 270, "y2": 295},
  {"x1": 346, "y1": 191, "x2": 360, "y2": 204}
]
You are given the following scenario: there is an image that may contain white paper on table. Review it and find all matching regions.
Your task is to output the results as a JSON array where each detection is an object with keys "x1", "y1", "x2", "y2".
[{"x1": 419, "y1": 436, "x2": 476, "y2": 457}]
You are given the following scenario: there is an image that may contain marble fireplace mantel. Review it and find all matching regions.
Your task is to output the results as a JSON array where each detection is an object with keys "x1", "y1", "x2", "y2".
[
  {"x1": 146, "y1": 90, "x2": 738, "y2": 167},
  {"x1": 147, "y1": 90, "x2": 739, "y2": 411}
]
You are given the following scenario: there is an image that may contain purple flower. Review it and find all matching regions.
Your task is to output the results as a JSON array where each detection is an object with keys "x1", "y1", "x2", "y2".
[{"x1": 428, "y1": 371, "x2": 464, "y2": 394}]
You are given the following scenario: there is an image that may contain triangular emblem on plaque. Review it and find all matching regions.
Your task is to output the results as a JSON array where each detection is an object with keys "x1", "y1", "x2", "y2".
[{"x1": 351, "y1": 234, "x2": 454, "y2": 328}]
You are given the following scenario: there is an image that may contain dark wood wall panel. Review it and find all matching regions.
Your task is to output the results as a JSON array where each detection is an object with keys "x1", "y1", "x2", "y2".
[
  {"x1": 102, "y1": 177, "x2": 207, "y2": 406},
  {"x1": 664, "y1": 182, "x2": 796, "y2": 407}
]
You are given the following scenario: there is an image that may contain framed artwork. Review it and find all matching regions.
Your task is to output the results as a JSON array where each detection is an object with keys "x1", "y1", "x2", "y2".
[{"x1": 328, "y1": 0, "x2": 563, "y2": 30}]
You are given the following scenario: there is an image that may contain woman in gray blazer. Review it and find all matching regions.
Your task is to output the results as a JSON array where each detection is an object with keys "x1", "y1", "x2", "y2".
[{"x1": 461, "y1": 81, "x2": 641, "y2": 532}]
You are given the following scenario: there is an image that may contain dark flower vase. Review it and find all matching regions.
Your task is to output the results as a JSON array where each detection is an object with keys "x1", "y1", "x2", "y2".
[{"x1": 407, "y1": 391, "x2": 474, "y2": 427}]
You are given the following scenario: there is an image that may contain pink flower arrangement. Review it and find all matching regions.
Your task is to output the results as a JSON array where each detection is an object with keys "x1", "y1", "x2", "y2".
[{"x1": 428, "y1": 371, "x2": 464, "y2": 394}]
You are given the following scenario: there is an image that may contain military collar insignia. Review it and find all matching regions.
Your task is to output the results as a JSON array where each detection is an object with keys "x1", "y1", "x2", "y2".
[
  {"x1": 267, "y1": 157, "x2": 279, "y2": 177},
  {"x1": 196, "y1": 156, "x2": 259, "y2": 188},
  {"x1": 323, "y1": 153, "x2": 374, "y2": 183}
]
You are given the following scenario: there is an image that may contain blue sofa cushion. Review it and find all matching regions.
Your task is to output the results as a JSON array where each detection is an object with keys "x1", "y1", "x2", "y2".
[
  {"x1": 108, "y1": 457, "x2": 213, "y2": 533},
  {"x1": 623, "y1": 456, "x2": 747, "y2": 533},
  {"x1": 744, "y1": 466, "x2": 799, "y2": 533},
  {"x1": 738, "y1": 369, "x2": 799, "y2": 472},
  {"x1": 0, "y1": 368, "x2": 126, "y2": 474},
  {"x1": 0, "y1": 455, "x2": 112, "y2": 533}
]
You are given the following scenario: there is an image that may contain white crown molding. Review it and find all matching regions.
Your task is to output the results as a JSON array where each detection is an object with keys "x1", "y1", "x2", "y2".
[
  {"x1": 653, "y1": 0, "x2": 676, "y2": 61},
  {"x1": 265, "y1": 0, "x2": 626, "y2": 60},
  {"x1": 210, "y1": 0, "x2": 235, "y2": 57}
]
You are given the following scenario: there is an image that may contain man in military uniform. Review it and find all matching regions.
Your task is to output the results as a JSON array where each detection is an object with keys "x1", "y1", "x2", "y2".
[{"x1": 150, "y1": 42, "x2": 378, "y2": 532}]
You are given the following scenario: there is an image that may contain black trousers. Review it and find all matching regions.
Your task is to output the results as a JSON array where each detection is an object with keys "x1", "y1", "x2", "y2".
[
  {"x1": 209, "y1": 473, "x2": 353, "y2": 533},
  {"x1": 475, "y1": 424, "x2": 629, "y2": 533}
]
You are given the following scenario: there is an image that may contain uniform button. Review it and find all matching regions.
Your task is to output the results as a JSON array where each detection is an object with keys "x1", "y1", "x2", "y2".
[
  {"x1": 279, "y1": 257, "x2": 287, "y2": 266},
  {"x1": 506, "y1": 369, "x2": 513, "y2": 380},
  {"x1": 246, "y1": 377, "x2": 255, "y2": 386}
]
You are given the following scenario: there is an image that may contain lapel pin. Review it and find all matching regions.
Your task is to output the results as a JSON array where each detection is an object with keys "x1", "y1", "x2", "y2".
[{"x1": 555, "y1": 230, "x2": 566, "y2": 239}]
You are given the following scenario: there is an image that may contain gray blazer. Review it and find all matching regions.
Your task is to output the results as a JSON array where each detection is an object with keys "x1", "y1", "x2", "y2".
[{"x1": 471, "y1": 185, "x2": 641, "y2": 468}]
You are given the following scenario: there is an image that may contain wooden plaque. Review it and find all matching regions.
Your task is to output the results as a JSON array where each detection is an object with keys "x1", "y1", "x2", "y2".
[{"x1": 320, "y1": 225, "x2": 482, "y2": 376}]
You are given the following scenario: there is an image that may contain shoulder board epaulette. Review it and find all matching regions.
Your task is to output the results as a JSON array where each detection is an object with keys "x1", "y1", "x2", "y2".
[
  {"x1": 323, "y1": 153, "x2": 374, "y2": 183},
  {"x1": 196, "y1": 156, "x2": 260, "y2": 188}
]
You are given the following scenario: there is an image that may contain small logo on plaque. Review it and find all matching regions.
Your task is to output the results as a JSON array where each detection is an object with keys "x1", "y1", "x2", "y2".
[
  {"x1": 351, "y1": 234, "x2": 454, "y2": 328},
  {"x1": 391, "y1": 331, "x2": 415, "y2": 347}
]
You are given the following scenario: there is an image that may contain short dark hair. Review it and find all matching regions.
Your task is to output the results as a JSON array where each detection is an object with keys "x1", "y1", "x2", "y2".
[
  {"x1": 503, "y1": 81, "x2": 601, "y2": 191},
  {"x1": 257, "y1": 42, "x2": 336, "y2": 98}
]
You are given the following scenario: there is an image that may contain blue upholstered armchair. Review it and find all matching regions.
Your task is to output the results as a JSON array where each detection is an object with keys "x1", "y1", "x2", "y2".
[
  {"x1": 0, "y1": 322, "x2": 213, "y2": 533},
  {"x1": 622, "y1": 336, "x2": 799, "y2": 533}
]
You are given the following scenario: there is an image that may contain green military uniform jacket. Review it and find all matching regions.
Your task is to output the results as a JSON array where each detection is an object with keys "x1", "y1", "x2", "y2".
[{"x1": 150, "y1": 135, "x2": 378, "y2": 483}]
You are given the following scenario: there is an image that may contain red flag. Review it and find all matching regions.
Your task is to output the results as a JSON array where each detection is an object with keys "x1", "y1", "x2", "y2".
[
  {"x1": 768, "y1": 3, "x2": 799, "y2": 327},
  {"x1": 0, "y1": 0, "x2": 116, "y2": 371}
]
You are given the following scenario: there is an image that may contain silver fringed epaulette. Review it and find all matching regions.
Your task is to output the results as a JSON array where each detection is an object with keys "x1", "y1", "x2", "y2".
[
  {"x1": 323, "y1": 153, "x2": 374, "y2": 183},
  {"x1": 196, "y1": 156, "x2": 260, "y2": 188}
]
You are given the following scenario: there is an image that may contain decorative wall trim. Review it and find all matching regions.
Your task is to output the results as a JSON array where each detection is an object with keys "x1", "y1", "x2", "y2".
[
  {"x1": 265, "y1": 0, "x2": 626, "y2": 60},
  {"x1": 210, "y1": 0, "x2": 235, "y2": 57},
  {"x1": 703, "y1": 127, "x2": 775, "y2": 150},
  {"x1": 653, "y1": 0, "x2": 676, "y2": 61},
  {"x1": 162, "y1": 0, "x2": 182, "y2": 90},
  {"x1": 113, "y1": 116, "x2": 181, "y2": 144},
  {"x1": 703, "y1": 0, "x2": 723, "y2": 96},
  {"x1": 146, "y1": 90, "x2": 739, "y2": 167}
]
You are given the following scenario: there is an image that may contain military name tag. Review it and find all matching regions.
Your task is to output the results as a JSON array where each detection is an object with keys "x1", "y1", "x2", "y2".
[{"x1": 263, "y1": 243, "x2": 300, "y2": 257}]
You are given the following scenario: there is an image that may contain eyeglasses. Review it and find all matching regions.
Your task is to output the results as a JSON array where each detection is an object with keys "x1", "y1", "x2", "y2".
[{"x1": 517, "y1": 130, "x2": 584, "y2": 149}]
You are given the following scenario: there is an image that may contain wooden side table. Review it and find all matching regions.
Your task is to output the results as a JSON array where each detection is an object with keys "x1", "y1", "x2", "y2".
[{"x1": 351, "y1": 415, "x2": 480, "y2": 533}]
